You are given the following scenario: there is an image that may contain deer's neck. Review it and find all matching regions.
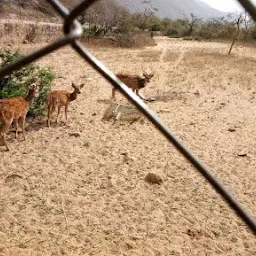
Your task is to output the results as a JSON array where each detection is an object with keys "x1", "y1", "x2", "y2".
[
  {"x1": 138, "y1": 78, "x2": 146, "y2": 88},
  {"x1": 70, "y1": 91, "x2": 78, "y2": 101},
  {"x1": 25, "y1": 90, "x2": 35, "y2": 106}
]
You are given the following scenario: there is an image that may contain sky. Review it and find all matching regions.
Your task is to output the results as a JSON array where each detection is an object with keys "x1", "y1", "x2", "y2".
[{"x1": 200, "y1": 0, "x2": 252, "y2": 12}]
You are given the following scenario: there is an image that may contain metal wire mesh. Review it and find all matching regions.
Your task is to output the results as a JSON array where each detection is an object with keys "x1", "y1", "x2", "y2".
[{"x1": 0, "y1": 0, "x2": 255, "y2": 234}]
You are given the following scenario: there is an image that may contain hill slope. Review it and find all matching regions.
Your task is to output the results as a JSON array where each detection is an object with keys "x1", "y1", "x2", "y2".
[{"x1": 117, "y1": 0, "x2": 225, "y2": 19}]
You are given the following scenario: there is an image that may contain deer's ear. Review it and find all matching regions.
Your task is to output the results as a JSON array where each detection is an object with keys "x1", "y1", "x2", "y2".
[
  {"x1": 71, "y1": 82, "x2": 76, "y2": 89},
  {"x1": 80, "y1": 83, "x2": 85, "y2": 89}
]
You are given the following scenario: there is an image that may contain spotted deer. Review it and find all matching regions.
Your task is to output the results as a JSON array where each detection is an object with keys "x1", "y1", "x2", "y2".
[
  {"x1": 0, "y1": 83, "x2": 39, "y2": 151},
  {"x1": 112, "y1": 71, "x2": 154, "y2": 101},
  {"x1": 46, "y1": 82, "x2": 84, "y2": 127}
]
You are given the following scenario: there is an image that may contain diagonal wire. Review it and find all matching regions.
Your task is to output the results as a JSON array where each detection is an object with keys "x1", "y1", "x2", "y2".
[
  {"x1": 64, "y1": 0, "x2": 98, "y2": 34},
  {"x1": 236, "y1": 0, "x2": 256, "y2": 20},
  {"x1": 46, "y1": 0, "x2": 69, "y2": 18},
  {"x1": 72, "y1": 40, "x2": 256, "y2": 234},
  {"x1": 0, "y1": 0, "x2": 255, "y2": 235},
  {"x1": 68, "y1": 0, "x2": 256, "y2": 235}
]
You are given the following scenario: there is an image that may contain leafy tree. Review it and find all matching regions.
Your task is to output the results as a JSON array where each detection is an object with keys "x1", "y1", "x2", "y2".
[
  {"x1": 185, "y1": 13, "x2": 201, "y2": 36},
  {"x1": 228, "y1": 13, "x2": 243, "y2": 54},
  {"x1": 148, "y1": 16, "x2": 162, "y2": 31}
]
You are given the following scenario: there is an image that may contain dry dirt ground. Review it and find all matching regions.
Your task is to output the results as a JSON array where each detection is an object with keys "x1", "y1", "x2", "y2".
[{"x1": 0, "y1": 37, "x2": 256, "y2": 255}]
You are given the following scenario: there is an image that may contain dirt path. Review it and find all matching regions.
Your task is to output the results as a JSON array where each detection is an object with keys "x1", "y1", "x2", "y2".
[{"x1": 0, "y1": 38, "x2": 255, "y2": 255}]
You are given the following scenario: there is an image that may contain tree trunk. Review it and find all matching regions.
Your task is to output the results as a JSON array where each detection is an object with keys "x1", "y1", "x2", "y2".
[{"x1": 228, "y1": 30, "x2": 240, "y2": 55}]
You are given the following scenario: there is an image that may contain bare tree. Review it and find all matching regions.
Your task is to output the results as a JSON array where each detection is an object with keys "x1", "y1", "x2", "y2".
[
  {"x1": 134, "y1": 0, "x2": 158, "y2": 30},
  {"x1": 85, "y1": 0, "x2": 130, "y2": 36},
  {"x1": 242, "y1": 11, "x2": 254, "y2": 43},
  {"x1": 186, "y1": 13, "x2": 200, "y2": 36},
  {"x1": 228, "y1": 13, "x2": 243, "y2": 55}
]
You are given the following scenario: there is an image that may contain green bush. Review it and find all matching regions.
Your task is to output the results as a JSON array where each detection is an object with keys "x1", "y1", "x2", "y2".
[
  {"x1": 82, "y1": 25, "x2": 107, "y2": 39},
  {"x1": 0, "y1": 50, "x2": 55, "y2": 116},
  {"x1": 115, "y1": 32, "x2": 156, "y2": 48}
]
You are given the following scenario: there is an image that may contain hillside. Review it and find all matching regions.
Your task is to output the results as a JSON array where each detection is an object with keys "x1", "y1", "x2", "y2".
[
  {"x1": 0, "y1": 0, "x2": 225, "y2": 20},
  {"x1": 117, "y1": 0, "x2": 225, "y2": 19}
]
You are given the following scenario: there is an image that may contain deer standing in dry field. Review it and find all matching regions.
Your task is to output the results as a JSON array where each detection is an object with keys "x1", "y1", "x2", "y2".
[
  {"x1": 112, "y1": 71, "x2": 154, "y2": 101},
  {"x1": 46, "y1": 82, "x2": 84, "y2": 127},
  {"x1": 0, "y1": 83, "x2": 39, "y2": 151}
]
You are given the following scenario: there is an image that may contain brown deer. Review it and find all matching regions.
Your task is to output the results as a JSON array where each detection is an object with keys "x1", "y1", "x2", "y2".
[
  {"x1": 46, "y1": 82, "x2": 84, "y2": 127},
  {"x1": 0, "y1": 83, "x2": 39, "y2": 151},
  {"x1": 112, "y1": 71, "x2": 154, "y2": 101}
]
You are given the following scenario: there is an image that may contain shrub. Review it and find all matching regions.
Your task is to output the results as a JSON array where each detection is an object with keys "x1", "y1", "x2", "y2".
[
  {"x1": 0, "y1": 50, "x2": 55, "y2": 116},
  {"x1": 183, "y1": 36, "x2": 193, "y2": 41},
  {"x1": 115, "y1": 32, "x2": 156, "y2": 48},
  {"x1": 82, "y1": 25, "x2": 106, "y2": 38}
]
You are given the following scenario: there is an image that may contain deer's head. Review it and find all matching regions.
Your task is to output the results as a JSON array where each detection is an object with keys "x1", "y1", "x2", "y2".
[
  {"x1": 142, "y1": 71, "x2": 154, "y2": 86},
  {"x1": 28, "y1": 82, "x2": 40, "y2": 99},
  {"x1": 72, "y1": 83, "x2": 85, "y2": 94}
]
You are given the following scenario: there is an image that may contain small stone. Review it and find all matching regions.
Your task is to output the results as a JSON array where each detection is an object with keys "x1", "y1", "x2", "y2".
[
  {"x1": 83, "y1": 142, "x2": 90, "y2": 147},
  {"x1": 69, "y1": 132, "x2": 81, "y2": 137},
  {"x1": 228, "y1": 128, "x2": 236, "y2": 132},
  {"x1": 145, "y1": 173, "x2": 163, "y2": 185},
  {"x1": 194, "y1": 90, "x2": 200, "y2": 96},
  {"x1": 237, "y1": 150, "x2": 247, "y2": 157},
  {"x1": 121, "y1": 152, "x2": 135, "y2": 163},
  {"x1": 159, "y1": 108, "x2": 171, "y2": 113},
  {"x1": 92, "y1": 113, "x2": 97, "y2": 116},
  {"x1": 125, "y1": 240, "x2": 136, "y2": 250}
]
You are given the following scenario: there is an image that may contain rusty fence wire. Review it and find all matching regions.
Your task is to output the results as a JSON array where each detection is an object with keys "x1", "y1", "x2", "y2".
[{"x1": 0, "y1": 0, "x2": 256, "y2": 234}]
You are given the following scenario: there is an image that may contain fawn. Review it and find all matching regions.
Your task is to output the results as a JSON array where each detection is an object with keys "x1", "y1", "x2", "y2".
[
  {"x1": 46, "y1": 82, "x2": 84, "y2": 127},
  {"x1": 112, "y1": 71, "x2": 154, "y2": 101},
  {"x1": 0, "y1": 83, "x2": 39, "y2": 151}
]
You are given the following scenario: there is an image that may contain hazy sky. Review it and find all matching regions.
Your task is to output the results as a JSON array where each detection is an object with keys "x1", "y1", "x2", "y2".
[{"x1": 200, "y1": 0, "x2": 247, "y2": 12}]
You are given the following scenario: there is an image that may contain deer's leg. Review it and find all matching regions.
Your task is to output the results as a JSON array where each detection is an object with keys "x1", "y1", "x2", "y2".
[
  {"x1": 47, "y1": 104, "x2": 51, "y2": 127},
  {"x1": 14, "y1": 118, "x2": 19, "y2": 140},
  {"x1": 64, "y1": 105, "x2": 68, "y2": 124},
  {"x1": 56, "y1": 106, "x2": 61, "y2": 124},
  {"x1": 20, "y1": 116, "x2": 26, "y2": 141},
  {"x1": 136, "y1": 90, "x2": 147, "y2": 101},
  {"x1": 1, "y1": 133, "x2": 10, "y2": 151},
  {"x1": 112, "y1": 88, "x2": 116, "y2": 101},
  {"x1": 0, "y1": 119, "x2": 12, "y2": 151},
  {"x1": 135, "y1": 89, "x2": 143, "y2": 99},
  {"x1": 47, "y1": 104, "x2": 56, "y2": 127}
]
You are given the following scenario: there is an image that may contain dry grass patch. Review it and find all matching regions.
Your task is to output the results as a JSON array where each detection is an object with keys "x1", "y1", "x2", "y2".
[
  {"x1": 163, "y1": 50, "x2": 179, "y2": 62},
  {"x1": 183, "y1": 50, "x2": 230, "y2": 69},
  {"x1": 83, "y1": 33, "x2": 156, "y2": 49},
  {"x1": 154, "y1": 90, "x2": 188, "y2": 103},
  {"x1": 182, "y1": 50, "x2": 256, "y2": 91},
  {"x1": 137, "y1": 50, "x2": 162, "y2": 62}
]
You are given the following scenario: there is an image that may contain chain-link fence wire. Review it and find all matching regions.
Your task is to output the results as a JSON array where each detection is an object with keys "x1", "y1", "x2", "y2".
[{"x1": 0, "y1": 0, "x2": 255, "y2": 234}]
